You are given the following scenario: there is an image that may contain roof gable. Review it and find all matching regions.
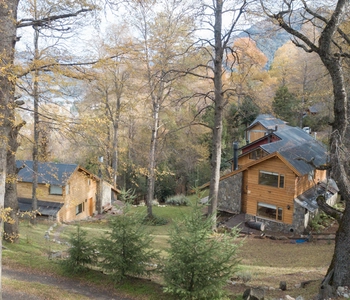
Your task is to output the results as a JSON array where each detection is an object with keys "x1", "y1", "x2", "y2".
[
  {"x1": 247, "y1": 114, "x2": 287, "y2": 131},
  {"x1": 261, "y1": 126, "x2": 327, "y2": 175},
  {"x1": 17, "y1": 160, "x2": 79, "y2": 186},
  {"x1": 241, "y1": 114, "x2": 328, "y2": 176}
]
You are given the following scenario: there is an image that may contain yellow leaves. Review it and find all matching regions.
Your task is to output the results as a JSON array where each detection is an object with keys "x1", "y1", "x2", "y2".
[
  {"x1": 1, "y1": 207, "x2": 14, "y2": 223},
  {"x1": 5, "y1": 174, "x2": 17, "y2": 184}
]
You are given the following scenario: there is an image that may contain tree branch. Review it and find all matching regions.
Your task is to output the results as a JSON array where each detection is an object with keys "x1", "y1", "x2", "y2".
[
  {"x1": 295, "y1": 156, "x2": 331, "y2": 170},
  {"x1": 17, "y1": 9, "x2": 93, "y2": 28},
  {"x1": 316, "y1": 195, "x2": 343, "y2": 222}
]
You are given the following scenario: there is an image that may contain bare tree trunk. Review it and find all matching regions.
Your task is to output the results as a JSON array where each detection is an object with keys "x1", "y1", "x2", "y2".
[
  {"x1": 208, "y1": 0, "x2": 224, "y2": 228},
  {"x1": 146, "y1": 102, "x2": 160, "y2": 219},
  {"x1": 5, "y1": 122, "x2": 25, "y2": 242},
  {"x1": 0, "y1": 1, "x2": 20, "y2": 297},
  {"x1": 260, "y1": 0, "x2": 350, "y2": 296},
  {"x1": 31, "y1": 21, "x2": 40, "y2": 224},
  {"x1": 112, "y1": 122, "x2": 118, "y2": 187}
]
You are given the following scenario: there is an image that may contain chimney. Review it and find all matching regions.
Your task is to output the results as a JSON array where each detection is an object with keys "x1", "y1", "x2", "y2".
[{"x1": 233, "y1": 142, "x2": 238, "y2": 171}]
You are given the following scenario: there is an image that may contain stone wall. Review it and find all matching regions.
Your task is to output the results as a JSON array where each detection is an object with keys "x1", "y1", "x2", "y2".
[
  {"x1": 292, "y1": 201, "x2": 307, "y2": 234},
  {"x1": 218, "y1": 173, "x2": 242, "y2": 213},
  {"x1": 245, "y1": 214, "x2": 298, "y2": 233}
]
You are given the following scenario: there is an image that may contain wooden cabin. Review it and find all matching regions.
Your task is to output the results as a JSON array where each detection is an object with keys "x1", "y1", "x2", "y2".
[
  {"x1": 217, "y1": 114, "x2": 338, "y2": 234},
  {"x1": 16, "y1": 160, "x2": 119, "y2": 222}
]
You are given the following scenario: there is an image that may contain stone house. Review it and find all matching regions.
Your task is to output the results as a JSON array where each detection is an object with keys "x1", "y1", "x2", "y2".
[
  {"x1": 215, "y1": 114, "x2": 338, "y2": 234},
  {"x1": 16, "y1": 160, "x2": 119, "y2": 222}
]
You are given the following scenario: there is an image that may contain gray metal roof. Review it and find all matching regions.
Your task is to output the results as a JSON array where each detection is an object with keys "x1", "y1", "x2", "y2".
[
  {"x1": 295, "y1": 179, "x2": 338, "y2": 213},
  {"x1": 17, "y1": 160, "x2": 78, "y2": 186},
  {"x1": 18, "y1": 197, "x2": 63, "y2": 216},
  {"x1": 248, "y1": 114, "x2": 287, "y2": 130},
  {"x1": 246, "y1": 115, "x2": 328, "y2": 176},
  {"x1": 260, "y1": 126, "x2": 328, "y2": 175}
]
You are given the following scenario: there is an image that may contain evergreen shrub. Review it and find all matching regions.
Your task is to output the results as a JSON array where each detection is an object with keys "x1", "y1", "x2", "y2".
[
  {"x1": 163, "y1": 201, "x2": 241, "y2": 299},
  {"x1": 98, "y1": 195, "x2": 160, "y2": 282},
  {"x1": 61, "y1": 225, "x2": 97, "y2": 274}
]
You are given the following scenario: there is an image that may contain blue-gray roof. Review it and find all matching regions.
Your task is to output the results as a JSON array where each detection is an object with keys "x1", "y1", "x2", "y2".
[
  {"x1": 249, "y1": 115, "x2": 329, "y2": 175},
  {"x1": 18, "y1": 197, "x2": 63, "y2": 216},
  {"x1": 17, "y1": 160, "x2": 78, "y2": 186},
  {"x1": 249, "y1": 114, "x2": 287, "y2": 129}
]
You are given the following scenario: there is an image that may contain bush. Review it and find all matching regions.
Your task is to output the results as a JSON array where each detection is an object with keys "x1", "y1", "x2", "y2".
[
  {"x1": 142, "y1": 214, "x2": 169, "y2": 226},
  {"x1": 97, "y1": 203, "x2": 160, "y2": 282},
  {"x1": 163, "y1": 201, "x2": 241, "y2": 299},
  {"x1": 165, "y1": 194, "x2": 189, "y2": 206},
  {"x1": 61, "y1": 225, "x2": 97, "y2": 274}
]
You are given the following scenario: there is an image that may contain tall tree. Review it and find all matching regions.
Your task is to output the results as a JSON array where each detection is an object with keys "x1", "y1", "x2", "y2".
[
  {"x1": 272, "y1": 84, "x2": 299, "y2": 125},
  {"x1": 79, "y1": 24, "x2": 135, "y2": 188},
  {"x1": 127, "y1": 0, "x2": 197, "y2": 218},
  {"x1": 0, "y1": 1, "x2": 20, "y2": 297},
  {"x1": 16, "y1": 0, "x2": 94, "y2": 222},
  {"x1": 193, "y1": 0, "x2": 248, "y2": 228},
  {"x1": 260, "y1": 0, "x2": 350, "y2": 297}
]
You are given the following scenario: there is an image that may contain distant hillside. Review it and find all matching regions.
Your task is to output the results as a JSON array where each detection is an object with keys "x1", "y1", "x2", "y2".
[{"x1": 236, "y1": 19, "x2": 301, "y2": 69}]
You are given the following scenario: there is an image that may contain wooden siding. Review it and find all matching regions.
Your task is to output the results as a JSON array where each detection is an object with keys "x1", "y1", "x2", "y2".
[
  {"x1": 18, "y1": 168, "x2": 98, "y2": 222},
  {"x1": 17, "y1": 182, "x2": 64, "y2": 203},
  {"x1": 294, "y1": 169, "x2": 327, "y2": 197},
  {"x1": 238, "y1": 153, "x2": 252, "y2": 166},
  {"x1": 243, "y1": 156, "x2": 296, "y2": 224},
  {"x1": 238, "y1": 150, "x2": 269, "y2": 167},
  {"x1": 58, "y1": 170, "x2": 97, "y2": 222},
  {"x1": 248, "y1": 124, "x2": 267, "y2": 142},
  {"x1": 241, "y1": 170, "x2": 248, "y2": 213}
]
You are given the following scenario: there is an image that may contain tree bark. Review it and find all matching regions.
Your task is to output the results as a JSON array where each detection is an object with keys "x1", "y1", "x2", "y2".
[
  {"x1": 0, "y1": 1, "x2": 20, "y2": 298},
  {"x1": 260, "y1": 0, "x2": 350, "y2": 296},
  {"x1": 208, "y1": 0, "x2": 224, "y2": 228},
  {"x1": 31, "y1": 21, "x2": 40, "y2": 225},
  {"x1": 146, "y1": 102, "x2": 160, "y2": 219},
  {"x1": 5, "y1": 122, "x2": 25, "y2": 243}
]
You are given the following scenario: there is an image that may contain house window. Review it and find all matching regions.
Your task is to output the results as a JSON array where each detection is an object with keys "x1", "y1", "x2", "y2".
[
  {"x1": 65, "y1": 184, "x2": 70, "y2": 195},
  {"x1": 308, "y1": 170, "x2": 314, "y2": 181},
  {"x1": 88, "y1": 179, "x2": 91, "y2": 186},
  {"x1": 249, "y1": 149, "x2": 266, "y2": 160},
  {"x1": 279, "y1": 175, "x2": 285, "y2": 188},
  {"x1": 259, "y1": 171, "x2": 284, "y2": 188},
  {"x1": 76, "y1": 202, "x2": 84, "y2": 215},
  {"x1": 257, "y1": 202, "x2": 283, "y2": 221},
  {"x1": 49, "y1": 185, "x2": 63, "y2": 195}
]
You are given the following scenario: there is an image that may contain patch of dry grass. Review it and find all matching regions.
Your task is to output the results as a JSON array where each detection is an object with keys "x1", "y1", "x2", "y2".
[{"x1": 227, "y1": 236, "x2": 335, "y2": 299}]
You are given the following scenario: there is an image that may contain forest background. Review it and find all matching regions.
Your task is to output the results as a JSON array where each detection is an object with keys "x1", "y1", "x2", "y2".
[{"x1": 14, "y1": 0, "x2": 334, "y2": 204}]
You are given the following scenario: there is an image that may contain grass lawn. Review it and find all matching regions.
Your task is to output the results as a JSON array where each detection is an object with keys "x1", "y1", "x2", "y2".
[{"x1": 2, "y1": 201, "x2": 335, "y2": 300}]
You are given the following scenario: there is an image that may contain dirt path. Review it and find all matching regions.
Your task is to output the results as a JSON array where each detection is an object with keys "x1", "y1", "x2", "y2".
[{"x1": 2, "y1": 265, "x2": 133, "y2": 300}]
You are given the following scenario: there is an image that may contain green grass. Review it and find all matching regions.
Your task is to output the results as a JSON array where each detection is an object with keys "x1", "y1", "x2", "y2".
[{"x1": 2, "y1": 199, "x2": 335, "y2": 300}]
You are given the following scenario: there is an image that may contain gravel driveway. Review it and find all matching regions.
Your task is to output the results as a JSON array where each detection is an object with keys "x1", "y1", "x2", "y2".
[{"x1": 2, "y1": 265, "x2": 133, "y2": 300}]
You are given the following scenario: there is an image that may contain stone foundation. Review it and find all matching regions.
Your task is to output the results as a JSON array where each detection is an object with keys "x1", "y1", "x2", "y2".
[{"x1": 218, "y1": 173, "x2": 242, "y2": 213}]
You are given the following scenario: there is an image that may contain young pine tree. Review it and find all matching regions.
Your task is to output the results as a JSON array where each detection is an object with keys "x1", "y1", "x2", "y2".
[
  {"x1": 62, "y1": 225, "x2": 97, "y2": 274},
  {"x1": 98, "y1": 191, "x2": 159, "y2": 282},
  {"x1": 163, "y1": 201, "x2": 241, "y2": 300}
]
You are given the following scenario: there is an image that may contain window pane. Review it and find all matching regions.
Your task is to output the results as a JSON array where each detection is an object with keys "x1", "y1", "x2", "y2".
[
  {"x1": 277, "y1": 207, "x2": 283, "y2": 221},
  {"x1": 279, "y1": 175, "x2": 285, "y2": 188},
  {"x1": 76, "y1": 203, "x2": 84, "y2": 215},
  {"x1": 257, "y1": 202, "x2": 277, "y2": 220},
  {"x1": 259, "y1": 171, "x2": 278, "y2": 187},
  {"x1": 50, "y1": 185, "x2": 63, "y2": 195}
]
